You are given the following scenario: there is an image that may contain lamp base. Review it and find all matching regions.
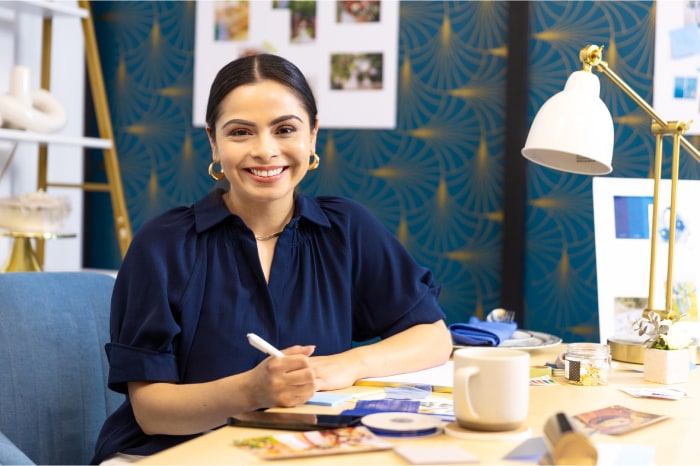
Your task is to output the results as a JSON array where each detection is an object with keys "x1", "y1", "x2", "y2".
[{"x1": 608, "y1": 336, "x2": 699, "y2": 365}]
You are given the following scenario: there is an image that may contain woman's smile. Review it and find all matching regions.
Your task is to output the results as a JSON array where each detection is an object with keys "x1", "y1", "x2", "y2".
[{"x1": 246, "y1": 166, "x2": 288, "y2": 182}]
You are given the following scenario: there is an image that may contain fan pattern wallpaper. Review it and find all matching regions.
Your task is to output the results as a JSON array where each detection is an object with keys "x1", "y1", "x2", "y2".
[{"x1": 88, "y1": 1, "x2": 696, "y2": 343}]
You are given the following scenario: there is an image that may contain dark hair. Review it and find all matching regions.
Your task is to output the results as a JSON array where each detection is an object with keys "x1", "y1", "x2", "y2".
[{"x1": 205, "y1": 54, "x2": 318, "y2": 136}]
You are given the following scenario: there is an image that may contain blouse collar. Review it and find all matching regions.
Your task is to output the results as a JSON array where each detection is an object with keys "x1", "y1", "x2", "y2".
[{"x1": 193, "y1": 188, "x2": 331, "y2": 233}]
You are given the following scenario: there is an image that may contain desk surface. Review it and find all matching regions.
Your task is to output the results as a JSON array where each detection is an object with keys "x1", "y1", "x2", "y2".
[{"x1": 138, "y1": 345, "x2": 699, "y2": 465}]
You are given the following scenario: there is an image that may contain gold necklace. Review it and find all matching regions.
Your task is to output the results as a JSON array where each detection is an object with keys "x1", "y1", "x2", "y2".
[{"x1": 255, "y1": 229, "x2": 284, "y2": 241}]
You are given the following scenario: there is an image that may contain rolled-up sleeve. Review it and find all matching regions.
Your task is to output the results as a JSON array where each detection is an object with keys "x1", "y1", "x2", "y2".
[{"x1": 106, "y1": 208, "x2": 195, "y2": 393}]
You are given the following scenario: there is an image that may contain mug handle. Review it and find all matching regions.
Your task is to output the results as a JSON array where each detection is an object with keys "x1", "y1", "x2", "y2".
[{"x1": 454, "y1": 366, "x2": 479, "y2": 420}]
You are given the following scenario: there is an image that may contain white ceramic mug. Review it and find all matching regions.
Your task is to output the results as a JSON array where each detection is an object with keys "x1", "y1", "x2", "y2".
[{"x1": 453, "y1": 347, "x2": 530, "y2": 431}]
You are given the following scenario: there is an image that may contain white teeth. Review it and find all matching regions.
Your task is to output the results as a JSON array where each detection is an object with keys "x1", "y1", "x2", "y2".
[{"x1": 250, "y1": 167, "x2": 283, "y2": 177}]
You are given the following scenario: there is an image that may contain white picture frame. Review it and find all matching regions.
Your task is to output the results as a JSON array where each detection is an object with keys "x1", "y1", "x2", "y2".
[{"x1": 593, "y1": 177, "x2": 700, "y2": 344}]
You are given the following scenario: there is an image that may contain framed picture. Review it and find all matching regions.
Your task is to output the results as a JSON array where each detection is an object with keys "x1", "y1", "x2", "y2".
[
  {"x1": 193, "y1": 1, "x2": 399, "y2": 129},
  {"x1": 592, "y1": 177, "x2": 700, "y2": 343}
]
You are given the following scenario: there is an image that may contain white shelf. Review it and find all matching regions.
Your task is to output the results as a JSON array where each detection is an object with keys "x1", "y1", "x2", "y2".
[
  {"x1": 0, "y1": 1, "x2": 87, "y2": 18},
  {"x1": 0, "y1": 128, "x2": 111, "y2": 149},
  {"x1": 0, "y1": 1, "x2": 107, "y2": 151}
]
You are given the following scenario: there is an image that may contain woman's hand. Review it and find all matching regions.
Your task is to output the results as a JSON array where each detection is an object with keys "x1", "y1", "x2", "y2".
[
  {"x1": 309, "y1": 354, "x2": 363, "y2": 391},
  {"x1": 248, "y1": 345, "x2": 317, "y2": 408},
  {"x1": 128, "y1": 345, "x2": 317, "y2": 436}
]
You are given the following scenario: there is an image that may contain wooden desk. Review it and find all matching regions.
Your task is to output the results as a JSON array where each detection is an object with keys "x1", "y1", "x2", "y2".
[{"x1": 138, "y1": 345, "x2": 700, "y2": 465}]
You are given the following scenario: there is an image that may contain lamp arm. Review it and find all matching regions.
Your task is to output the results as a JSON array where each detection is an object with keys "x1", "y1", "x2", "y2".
[{"x1": 580, "y1": 45, "x2": 700, "y2": 164}]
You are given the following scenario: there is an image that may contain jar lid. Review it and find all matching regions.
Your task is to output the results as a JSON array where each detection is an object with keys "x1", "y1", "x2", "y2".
[{"x1": 567, "y1": 342, "x2": 610, "y2": 356}]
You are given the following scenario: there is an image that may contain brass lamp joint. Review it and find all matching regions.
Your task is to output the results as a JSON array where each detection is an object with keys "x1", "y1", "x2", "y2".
[
  {"x1": 651, "y1": 120, "x2": 690, "y2": 136},
  {"x1": 579, "y1": 45, "x2": 606, "y2": 72}
]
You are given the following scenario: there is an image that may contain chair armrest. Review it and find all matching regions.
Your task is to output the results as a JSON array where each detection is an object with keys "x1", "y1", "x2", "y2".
[{"x1": 0, "y1": 431, "x2": 34, "y2": 465}]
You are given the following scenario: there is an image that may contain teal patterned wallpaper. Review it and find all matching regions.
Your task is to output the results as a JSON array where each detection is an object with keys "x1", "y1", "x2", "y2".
[
  {"x1": 525, "y1": 1, "x2": 659, "y2": 341},
  {"x1": 89, "y1": 1, "x2": 694, "y2": 343}
]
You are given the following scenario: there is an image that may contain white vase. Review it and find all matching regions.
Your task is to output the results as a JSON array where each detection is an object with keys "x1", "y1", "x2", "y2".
[
  {"x1": 643, "y1": 347, "x2": 689, "y2": 384},
  {"x1": 0, "y1": 65, "x2": 67, "y2": 133}
]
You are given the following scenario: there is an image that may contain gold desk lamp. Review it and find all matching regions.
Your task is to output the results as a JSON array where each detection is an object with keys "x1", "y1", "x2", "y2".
[{"x1": 521, "y1": 45, "x2": 700, "y2": 363}]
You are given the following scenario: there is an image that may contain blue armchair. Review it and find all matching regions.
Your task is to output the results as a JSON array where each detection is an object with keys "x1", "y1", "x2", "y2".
[{"x1": 0, "y1": 272, "x2": 122, "y2": 465}]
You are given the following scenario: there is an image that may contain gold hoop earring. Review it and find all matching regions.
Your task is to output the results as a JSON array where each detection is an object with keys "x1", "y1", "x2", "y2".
[
  {"x1": 308, "y1": 152, "x2": 320, "y2": 171},
  {"x1": 208, "y1": 161, "x2": 225, "y2": 181}
]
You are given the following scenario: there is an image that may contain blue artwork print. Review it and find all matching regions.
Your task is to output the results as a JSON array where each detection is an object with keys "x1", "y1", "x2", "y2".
[{"x1": 674, "y1": 77, "x2": 698, "y2": 99}]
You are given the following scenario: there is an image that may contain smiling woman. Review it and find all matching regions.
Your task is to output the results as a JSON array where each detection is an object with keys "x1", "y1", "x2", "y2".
[
  {"x1": 91, "y1": 54, "x2": 452, "y2": 464},
  {"x1": 210, "y1": 79, "x2": 316, "y2": 265}
]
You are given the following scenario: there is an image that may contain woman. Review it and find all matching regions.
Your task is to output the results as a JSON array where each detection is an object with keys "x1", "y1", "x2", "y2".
[{"x1": 92, "y1": 54, "x2": 452, "y2": 464}]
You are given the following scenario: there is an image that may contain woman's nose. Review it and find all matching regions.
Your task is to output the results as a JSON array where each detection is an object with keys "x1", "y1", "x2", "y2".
[{"x1": 251, "y1": 134, "x2": 278, "y2": 159}]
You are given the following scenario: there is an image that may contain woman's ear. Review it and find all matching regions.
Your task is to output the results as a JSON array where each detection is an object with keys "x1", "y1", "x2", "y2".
[
  {"x1": 310, "y1": 118, "x2": 319, "y2": 151},
  {"x1": 206, "y1": 126, "x2": 217, "y2": 153}
]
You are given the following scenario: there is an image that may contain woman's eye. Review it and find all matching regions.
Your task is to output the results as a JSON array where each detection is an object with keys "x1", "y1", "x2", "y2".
[
  {"x1": 277, "y1": 126, "x2": 296, "y2": 135},
  {"x1": 229, "y1": 128, "x2": 250, "y2": 137}
]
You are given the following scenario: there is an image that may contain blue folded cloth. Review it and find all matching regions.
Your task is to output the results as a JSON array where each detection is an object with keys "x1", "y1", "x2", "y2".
[{"x1": 449, "y1": 316, "x2": 517, "y2": 347}]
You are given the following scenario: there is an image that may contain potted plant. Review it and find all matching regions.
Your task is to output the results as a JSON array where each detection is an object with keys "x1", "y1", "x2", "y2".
[{"x1": 632, "y1": 311, "x2": 692, "y2": 384}]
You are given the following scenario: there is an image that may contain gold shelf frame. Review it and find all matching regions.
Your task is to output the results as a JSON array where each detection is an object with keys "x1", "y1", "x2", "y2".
[{"x1": 34, "y1": 0, "x2": 132, "y2": 264}]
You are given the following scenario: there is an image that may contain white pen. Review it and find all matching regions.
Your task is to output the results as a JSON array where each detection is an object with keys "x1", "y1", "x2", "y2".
[{"x1": 246, "y1": 333, "x2": 285, "y2": 358}]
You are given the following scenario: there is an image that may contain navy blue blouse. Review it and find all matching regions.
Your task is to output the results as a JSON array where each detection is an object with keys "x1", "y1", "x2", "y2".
[{"x1": 92, "y1": 188, "x2": 445, "y2": 463}]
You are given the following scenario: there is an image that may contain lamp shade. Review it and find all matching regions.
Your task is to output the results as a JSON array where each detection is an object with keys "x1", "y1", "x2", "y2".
[{"x1": 522, "y1": 71, "x2": 614, "y2": 175}]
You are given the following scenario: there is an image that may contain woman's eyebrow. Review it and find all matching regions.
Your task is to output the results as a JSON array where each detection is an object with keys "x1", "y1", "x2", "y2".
[
  {"x1": 269, "y1": 114, "x2": 303, "y2": 126},
  {"x1": 220, "y1": 115, "x2": 303, "y2": 130},
  {"x1": 221, "y1": 118, "x2": 255, "y2": 130}
]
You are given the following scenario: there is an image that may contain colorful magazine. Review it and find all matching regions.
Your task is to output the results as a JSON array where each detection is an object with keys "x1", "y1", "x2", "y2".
[
  {"x1": 573, "y1": 405, "x2": 669, "y2": 435},
  {"x1": 232, "y1": 425, "x2": 394, "y2": 459}
]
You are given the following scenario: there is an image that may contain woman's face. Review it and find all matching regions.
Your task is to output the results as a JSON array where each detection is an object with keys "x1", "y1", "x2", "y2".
[{"x1": 208, "y1": 79, "x2": 318, "y2": 206}]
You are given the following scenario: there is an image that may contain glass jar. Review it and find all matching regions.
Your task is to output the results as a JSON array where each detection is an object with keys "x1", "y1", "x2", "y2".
[{"x1": 564, "y1": 343, "x2": 611, "y2": 386}]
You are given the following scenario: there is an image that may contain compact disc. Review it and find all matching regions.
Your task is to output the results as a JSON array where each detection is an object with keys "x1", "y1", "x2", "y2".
[{"x1": 361, "y1": 412, "x2": 443, "y2": 437}]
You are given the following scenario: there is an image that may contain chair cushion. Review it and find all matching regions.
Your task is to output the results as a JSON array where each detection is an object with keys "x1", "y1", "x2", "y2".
[
  {"x1": 0, "y1": 430, "x2": 33, "y2": 465},
  {"x1": 0, "y1": 272, "x2": 122, "y2": 465}
]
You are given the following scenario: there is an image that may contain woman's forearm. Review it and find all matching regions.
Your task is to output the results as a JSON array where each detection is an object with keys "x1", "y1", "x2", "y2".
[
  {"x1": 128, "y1": 371, "x2": 259, "y2": 436},
  {"x1": 312, "y1": 320, "x2": 453, "y2": 391},
  {"x1": 352, "y1": 320, "x2": 452, "y2": 379},
  {"x1": 129, "y1": 349, "x2": 317, "y2": 436}
]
